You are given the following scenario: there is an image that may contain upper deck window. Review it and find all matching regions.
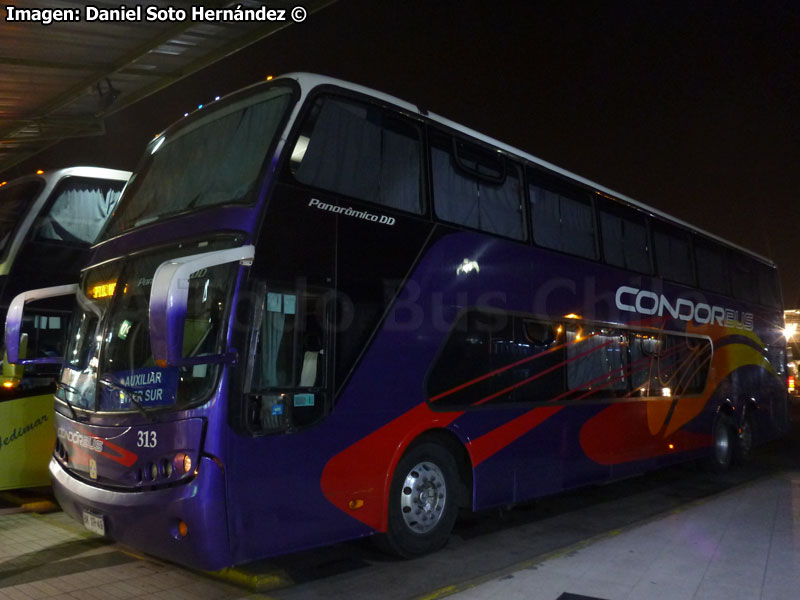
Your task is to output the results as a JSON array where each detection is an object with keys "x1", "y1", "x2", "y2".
[
  {"x1": 599, "y1": 201, "x2": 650, "y2": 273},
  {"x1": 730, "y1": 255, "x2": 780, "y2": 307},
  {"x1": 529, "y1": 176, "x2": 596, "y2": 259},
  {"x1": 291, "y1": 96, "x2": 423, "y2": 214},
  {"x1": 652, "y1": 221, "x2": 694, "y2": 286},
  {"x1": 431, "y1": 135, "x2": 525, "y2": 240},
  {"x1": 730, "y1": 255, "x2": 759, "y2": 304},
  {"x1": 756, "y1": 263, "x2": 781, "y2": 308},
  {"x1": 102, "y1": 85, "x2": 294, "y2": 239},
  {"x1": 694, "y1": 238, "x2": 731, "y2": 296}
]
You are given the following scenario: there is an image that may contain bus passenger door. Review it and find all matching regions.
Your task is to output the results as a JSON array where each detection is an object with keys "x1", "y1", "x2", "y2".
[{"x1": 245, "y1": 289, "x2": 331, "y2": 433}]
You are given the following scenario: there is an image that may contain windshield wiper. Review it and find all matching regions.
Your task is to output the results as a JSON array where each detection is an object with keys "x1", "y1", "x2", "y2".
[
  {"x1": 56, "y1": 382, "x2": 86, "y2": 422},
  {"x1": 98, "y1": 378, "x2": 155, "y2": 422}
]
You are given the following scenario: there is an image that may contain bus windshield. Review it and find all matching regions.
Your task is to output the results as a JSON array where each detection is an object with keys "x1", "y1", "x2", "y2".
[
  {"x1": 58, "y1": 240, "x2": 237, "y2": 412},
  {"x1": 0, "y1": 179, "x2": 44, "y2": 258},
  {"x1": 101, "y1": 85, "x2": 294, "y2": 239}
]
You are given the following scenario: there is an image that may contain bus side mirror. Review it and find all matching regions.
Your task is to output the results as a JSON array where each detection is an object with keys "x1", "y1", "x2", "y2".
[
  {"x1": 149, "y1": 245, "x2": 255, "y2": 367},
  {"x1": 4, "y1": 284, "x2": 78, "y2": 364},
  {"x1": 1, "y1": 333, "x2": 28, "y2": 387}
]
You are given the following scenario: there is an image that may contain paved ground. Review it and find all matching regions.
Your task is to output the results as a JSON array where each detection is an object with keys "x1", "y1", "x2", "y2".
[{"x1": 449, "y1": 470, "x2": 800, "y2": 600}]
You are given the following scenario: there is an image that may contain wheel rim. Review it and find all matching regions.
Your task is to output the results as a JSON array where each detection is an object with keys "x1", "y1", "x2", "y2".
[
  {"x1": 714, "y1": 421, "x2": 730, "y2": 464},
  {"x1": 399, "y1": 461, "x2": 447, "y2": 534}
]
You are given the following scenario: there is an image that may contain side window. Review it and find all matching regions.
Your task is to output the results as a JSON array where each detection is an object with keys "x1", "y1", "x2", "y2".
[
  {"x1": 291, "y1": 96, "x2": 423, "y2": 214},
  {"x1": 428, "y1": 312, "x2": 713, "y2": 407},
  {"x1": 694, "y1": 238, "x2": 731, "y2": 296},
  {"x1": 599, "y1": 201, "x2": 650, "y2": 273},
  {"x1": 246, "y1": 290, "x2": 328, "y2": 433},
  {"x1": 629, "y1": 332, "x2": 711, "y2": 396},
  {"x1": 629, "y1": 333, "x2": 662, "y2": 394},
  {"x1": 756, "y1": 262, "x2": 781, "y2": 309},
  {"x1": 730, "y1": 255, "x2": 759, "y2": 304},
  {"x1": 33, "y1": 178, "x2": 125, "y2": 244},
  {"x1": 426, "y1": 311, "x2": 515, "y2": 407},
  {"x1": 652, "y1": 221, "x2": 694, "y2": 286},
  {"x1": 565, "y1": 325, "x2": 627, "y2": 398},
  {"x1": 426, "y1": 311, "x2": 562, "y2": 408},
  {"x1": 529, "y1": 176, "x2": 596, "y2": 259},
  {"x1": 431, "y1": 135, "x2": 526, "y2": 240}
]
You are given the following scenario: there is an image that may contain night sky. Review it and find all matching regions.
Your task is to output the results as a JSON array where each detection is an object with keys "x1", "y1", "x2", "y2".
[{"x1": 10, "y1": 0, "x2": 800, "y2": 305}]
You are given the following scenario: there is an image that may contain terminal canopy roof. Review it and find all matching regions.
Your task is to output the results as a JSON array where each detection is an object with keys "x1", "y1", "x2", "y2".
[{"x1": 0, "y1": 0, "x2": 336, "y2": 173}]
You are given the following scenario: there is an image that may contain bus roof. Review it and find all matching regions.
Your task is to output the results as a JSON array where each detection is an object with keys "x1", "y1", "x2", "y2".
[{"x1": 275, "y1": 72, "x2": 774, "y2": 268}]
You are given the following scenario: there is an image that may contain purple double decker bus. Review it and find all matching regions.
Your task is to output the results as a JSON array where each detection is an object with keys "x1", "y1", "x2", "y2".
[{"x1": 6, "y1": 74, "x2": 789, "y2": 569}]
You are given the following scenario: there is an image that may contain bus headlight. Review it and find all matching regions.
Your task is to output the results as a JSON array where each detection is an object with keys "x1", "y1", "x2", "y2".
[{"x1": 175, "y1": 453, "x2": 192, "y2": 474}]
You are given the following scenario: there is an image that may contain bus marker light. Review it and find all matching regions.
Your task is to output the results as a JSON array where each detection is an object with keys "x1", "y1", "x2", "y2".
[
  {"x1": 564, "y1": 313, "x2": 581, "y2": 319},
  {"x1": 668, "y1": 444, "x2": 675, "y2": 450},
  {"x1": 156, "y1": 359, "x2": 167, "y2": 368},
  {"x1": 36, "y1": 169, "x2": 44, "y2": 175},
  {"x1": 178, "y1": 521, "x2": 188, "y2": 537},
  {"x1": 348, "y1": 499, "x2": 364, "y2": 510}
]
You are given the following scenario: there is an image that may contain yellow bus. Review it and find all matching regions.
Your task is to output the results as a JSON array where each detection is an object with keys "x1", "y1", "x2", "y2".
[{"x1": 0, "y1": 167, "x2": 130, "y2": 490}]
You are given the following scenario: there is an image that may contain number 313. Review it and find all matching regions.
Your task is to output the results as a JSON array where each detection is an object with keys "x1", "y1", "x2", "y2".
[{"x1": 137, "y1": 430, "x2": 157, "y2": 448}]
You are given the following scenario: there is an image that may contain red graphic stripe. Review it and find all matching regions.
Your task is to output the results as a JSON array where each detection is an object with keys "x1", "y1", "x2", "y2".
[
  {"x1": 320, "y1": 403, "x2": 463, "y2": 531},
  {"x1": 467, "y1": 406, "x2": 563, "y2": 465},
  {"x1": 76, "y1": 425, "x2": 138, "y2": 467}
]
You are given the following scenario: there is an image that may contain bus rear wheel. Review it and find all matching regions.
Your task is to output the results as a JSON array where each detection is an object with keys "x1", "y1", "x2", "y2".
[
  {"x1": 379, "y1": 442, "x2": 460, "y2": 558},
  {"x1": 733, "y1": 413, "x2": 755, "y2": 465}
]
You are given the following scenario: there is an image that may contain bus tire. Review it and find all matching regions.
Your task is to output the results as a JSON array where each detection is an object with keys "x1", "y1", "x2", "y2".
[
  {"x1": 732, "y1": 413, "x2": 755, "y2": 465},
  {"x1": 379, "y1": 442, "x2": 460, "y2": 558},
  {"x1": 705, "y1": 414, "x2": 735, "y2": 472}
]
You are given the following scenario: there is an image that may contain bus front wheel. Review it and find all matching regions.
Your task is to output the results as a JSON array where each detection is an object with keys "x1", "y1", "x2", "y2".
[{"x1": 379, "y1": 442, "x2": 460, "y2": 558}]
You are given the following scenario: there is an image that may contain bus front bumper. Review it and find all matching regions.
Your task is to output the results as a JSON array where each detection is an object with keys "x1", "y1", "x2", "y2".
[{"x1": 50, "y1": 455, "x2": 232, "y2": 571}]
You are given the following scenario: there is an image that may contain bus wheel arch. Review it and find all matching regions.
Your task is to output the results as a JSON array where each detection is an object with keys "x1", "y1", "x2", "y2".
[{"x1": 377, "y1": 430, "x2": 472, "y2": 558}]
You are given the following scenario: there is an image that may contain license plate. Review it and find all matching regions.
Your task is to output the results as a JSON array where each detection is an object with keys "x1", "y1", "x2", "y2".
[{"x1": 82, "y1": 510, "x2": 105, "y2": 536}]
